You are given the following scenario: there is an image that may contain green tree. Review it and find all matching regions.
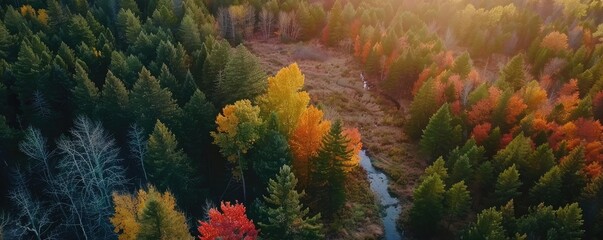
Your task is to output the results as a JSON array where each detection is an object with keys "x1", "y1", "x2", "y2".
[
  {"x1": 495, "y1": 164, "x2": 522, "y2": 205},
  {"x1": 66, "y1": 14, "x2": 95, "y2": 47},
  {"x1": 201, "y1": 38, "x2": 231, "y2": 100},
  {"x1": 137, "y1": 196, "x2": 191, "y2": 240},
  {"x1": 463, "y1": 208, "x2": 506, "y2": 240},
  {"x1": 420, "y1": 103, "x2": 461, "y2": 160},
  {"x1": 249, "y1": 113, "x2": 292, "y2": 186},
  {"x1": 549, "y1": 203, "x2": 584, "y2": 240},
  {"x1": 308, "y1": 120, "x2": 350, "y2": 218},
  {"x1": 450, "y1": 52, "x2": 472, "y2": 78},
  {"x1": 407, "y1": 77, "x2": 438, "y2": 139},
  {"x1": 146, "y1": 120, "x2": 197, "y2": 207},
  {"x1": 517, "y1": 203, "x2": 584, "y2": 240},
  {"x1": 499, "y1": 53, "x2": 525, "y2": 91},
  {"x1": 216, "y1": 45, "x2": 267, "y2": 107},
  {"x1": 0, "y1": 22, "x2": 16, "y2": 58},
  {"x1": 179, "y1": 14, "x2": 203, "y2": 53},
  {"x1": 99, "y1": 71, "x2": 129, "y2": 137},
  {"x1": 109, "y1": 51, "x2": 142, "y2": 88},
  {"x1": 530, "y1": 166, "x2": 563, "y2": 206},
  {"x1": 558, "y1": 147, "x2": 587, "y2": 204},
  {"x1": 130, "y1": 67, "x2": 181, "y2": 133},
  {"x1": 116, "y1": 9, "x2": 142, "y2": 46},
  {"x1": 409, "y1": 174, "x2": 445, "y2": 237},
  {"x1": 259, "y1": 165, "x2": 323, "y2": 239},
  {"x1": 445, "y1": 181, "x2": 471, "y2": 219},
  {"x1": 179, "y1": 90, "x2": 216, "y2": 161},
  {"x1": 72, "y1": 61, "x2": 99, "y2": 117},
  {"x1": 422, "y1": 157, "x2": 448, "y2": 182},
  {"x1": 326, "y1": 0, "x2": 344, "y2": 46},
  {"x1": 493, "y1": 133, "x2": 533, "y2": 172}
]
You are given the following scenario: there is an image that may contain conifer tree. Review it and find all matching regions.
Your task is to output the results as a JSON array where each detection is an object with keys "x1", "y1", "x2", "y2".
[
  {"x1": 146, "y1": 120, "x2": 197, "y2": 206},
  {"x1": 179, "y1": 90, "x2": 216, "y2": 161},
  {"x1": 325, "y1": 0, "x2": 344, "y2": 46},
  {"x1": 421, "y1": 157, "x2": 448, "y2": 182},
  {"x1": 0, "y1": 22, "x2": 15, "y2": 58},
  {"x1": 66, "y1": 14, "x2": 95, "y2": 47},
  {"x1": 179, "y1": 14, "x2": 203, "y2": 53},
  {"x1": 249, "y1": 113, "x2": 292, "y2": 185},
  {"x1": 450, "y1": 52, "x2": 472, "y2": 78},
  {"x1": 201, "y1": 38, "x2": 231, "y2": 100},
  {"x1": 530, "y1": 166, "x2": 563, "y2": 206},
  {"x1": 445, "y1": 181, "x2": 471, "y2": 219},
  {"x1": 500, "y1": 54, "x2": 525, "y2": 91},
  {"x1": 99, "y1": 71, "x2": 130, "y2": 136},
  {"x1": 463, "y1": 208, "x2": 506, "y2": 240},
  {"x1": 409, "y1": 174, "x2": 445, "y2": 237},
  {"x1": 309, "y1": 120, "x2": 350, "y2": 218},
  {"x1": 72, "y1": 61, "x2": 99, "y2": 118},
  {"x1": 407, "y1": 78, "x2": 438, "y2": 139},
  {"x1": 420, "y1": 103, "x2": 461, "y2": 160},
  {"x1": 116, "y1": 9, "x2": 142, "y2": 46},
  {"x1": 216, "y1": 45, "x2": 267, "y2": 107},
  {"x1": 495, "y1": 164, "x2": 522, "y2": 205},
  {"x1": 259, "y1": 165, "x2": 323, "y2": 239},
  {"x1": 450, "y1": 155, "x2": 474, "y2": 184},
  {"x1": 558, "y1": 147, "x2": 587, "y2": 204},
  {"x1": 130, "y1": 67, "x2": 181, "y2": 133}
]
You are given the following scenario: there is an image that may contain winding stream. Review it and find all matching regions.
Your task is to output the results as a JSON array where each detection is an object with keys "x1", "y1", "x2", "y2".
[{"x1": 359, "y1": 150, "x2": 403, "y2": 240}]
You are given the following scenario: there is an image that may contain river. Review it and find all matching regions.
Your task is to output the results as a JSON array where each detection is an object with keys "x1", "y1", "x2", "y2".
[{"x1": 359, "y1": 150, "x2": 403, "y2": 240}]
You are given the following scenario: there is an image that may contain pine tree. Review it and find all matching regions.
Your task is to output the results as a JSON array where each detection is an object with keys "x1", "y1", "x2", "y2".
[
  {"x1": 463, "y1": 208, "x2": 506, "y2": 240},
  {"x1": 0, "y1": 22, "x2": 16, "y2": 58},
  {"x1": 445, "y1": 181, "x2": 471, "y2": 219},
  {"x1": 216, "y1": 45, "x2": 267, "y2": 107},
  {"x1": 407, "y1": 78, "x2": 438, "y2": 139},
  {"x1": 421, "y1": 157, "x2": 448, "y2": 182},
  {"x1": 179, "y1": 14, "x2": 203, "y2": 53},
  {"x1": 493, "y1": 133, "x2": 533, "y2": 172},
  {"x1": 116, "y1": 9, "x2": 142, "y2": 46},
  {"x1": 201, "y1": 38, "x2": 231, "y2": 100},
  {"x1": 409, "y1": 174, "x2": 445, "y2": 237},
  {"x1": 66, "y1": 14, "x2": 95, "y2": 47},
  {"x1": 326, "y1": 0, "x2": 344, "y2": 46},
  {"x1": 530, "y1": 166, "x2": 563, "y2": 206},
  {"x1": 249, "y1": 113, "x2": 293, "y2": 185},
  {"x1": 130, "y1": 67, "x2": 181, "y2": 133},
  {"x1": 146, "y1": 120, "x2": 197, "y2": 206},
  {"x1": 550, "y1": 203, "x2": 584, "y2": 240},
  {"x1": 119, "y1": 0, "x2": 140, "y2": 16},
  {"x1": 495, "y1": 165, "x2": 522, "y2": 205},
  {"x1": 500, "y1": 54, "x2": 525, "y2": 91},
  {"x1": 72, "y1": 61, "x2": 99, "y2": 118},
  {"x1": 259, "y1": 165, "x2": 324, "y2": 239},
  {"x1": 450, "y1": 155, "x2": 474, "y2": 185},
  {"x1": 450, "y1": 52, "x2": 472, "y2": 78},
  {"x1": 420, "y1": 103, "x2": 461, "y2": 160},
  {"x1": 99, "y1": 71, "x2": 130, "y2": 137},
  {"x1": 308, "y1": 120, "x2": 350, "y2": 218},
  {"x1": 179, "y1": 90, "x2": 216, "y2": 161},
  {"x1": 558, "y1": 146, "x2": 587, "y2": 204}
]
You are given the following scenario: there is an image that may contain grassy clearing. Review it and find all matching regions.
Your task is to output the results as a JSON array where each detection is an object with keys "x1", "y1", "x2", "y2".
[{"x1": 247, "y1": 39, "x2": 428, "y2": 239}]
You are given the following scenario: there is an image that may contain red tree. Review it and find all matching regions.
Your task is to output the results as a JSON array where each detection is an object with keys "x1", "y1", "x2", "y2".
[
  {"x1": 471, "y1": 122, "x2": 492, "y2": 144},
  {"x1": 198, "y1": 201, "x2": 258, "y2": 240}
]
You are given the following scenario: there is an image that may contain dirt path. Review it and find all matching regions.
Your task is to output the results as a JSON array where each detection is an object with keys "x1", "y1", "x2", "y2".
[{"x1": 247, "y1": 39, "x2": 428, "y2": 236}]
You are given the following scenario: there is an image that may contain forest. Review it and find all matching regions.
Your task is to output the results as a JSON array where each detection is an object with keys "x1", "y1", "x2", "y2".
[{"x1": 0, "y1": 0, "x2": 603, "y2": 239}]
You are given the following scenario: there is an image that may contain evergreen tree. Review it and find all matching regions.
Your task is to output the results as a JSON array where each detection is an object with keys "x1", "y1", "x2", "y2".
[
  {"x1": 420, "y1": 103, "x2": 461, "y2": 160},
  {"x1": 409, "y1": 174, "x2": 445, "y2": 237},
  {"x1": 130, "y1": 67, "x2": 181, "y2": 133},
  {"x1": 558, "y1": 147, "x2": 587, "y2": 204},
  {"x1": 249, "y1": 113, "x2": 292, "y2": 186},
  {"x1": 99, "y1": 71, "x2": 130, "y2": 137},
  {"x1": 445, "y1": 181, "x2": 471, "y2": 219},
  {"x1": 146, "y1": 120, "x2": 197, "y2": 207},
  {"x1": 463, "y1": 208, "x2": 506, "y2": 240},
  {"x1": 450, "y1": 155, "x2": 474, "y2": 188},
  {"x1": 450, "y1": 52, "x2": 472, "y2": 78},
  {"x1": 326, "y1": 0, "x2": 344, "y2": 46},
  {"x1": 530, "y1": 166, "x2": 563, "y2": 206},
  {"x1": 549, "y1": 203, "x2": 584, "y2": 240},
  {"x1": 0, "y1": 22, "x2": 16, "y2": 58},
  {"x1": 66, "y1": 14, "x2": 95, "y2": 47},
  {"x1": 119, "y1": 0, "x2": 140, "y2": 16},
  {"x1": 72, "y1": 61, "x2": 99, "y2": 118},
  {"x1": 179, "y1": 14, "x2": 203, "y2": 53},
  {"x1": 201, "y1": 38, "x2": 231, "y2": 100},
  {"x1": 407, "y1": 78, "x2": 438, "y2": 139},
  {"x1": 135, "y1": 191, "x2": 190, "y2": 240},
  {"x1": 216, "y1": 45, "x2": 267, "y2": 107},
  {"x1": 259, "y1": 165, "x2": 324, "y2": 239},
  {"x1": 495, "y1": 164, "x2": 522, "y2": 205},
  {"x1": 499, "y1": 53, "x2": 525, "y2": 91},
  {"x1": 421, "y1": 157, "x2": 448, "y2": 182},
  {"x1": 116, "y1": 9, "x2": 142, "y2": 46},
  {"x1": 179, "y1": 90, "x2": 216, "y2": 161},
  {"x1": 493, "y1": 133, "x2": 533, "y2": 172},
  {"x1": 308, "y1": 120, "x2": 350, "y2": 218}
]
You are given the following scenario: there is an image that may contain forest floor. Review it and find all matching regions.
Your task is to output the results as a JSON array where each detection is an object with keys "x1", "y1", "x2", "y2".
[{"x1": 247, "y1": 39, "x2": 428, "y2": 239}]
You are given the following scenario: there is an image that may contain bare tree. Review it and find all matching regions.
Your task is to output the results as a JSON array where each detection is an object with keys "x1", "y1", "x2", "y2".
[
  {"x1": 19, "y1": 127, "x2": 53, "y2": 182},
  {"x1": 9, "y1": 172, "x2": 54, "y2": 240},
  {"x1": 53, "y1": 116, "x2": 126, "y2": 240},
  {"x1": 259, "y1": 7, "x2": 274, "y2": 39},
  {"x1": 278, "y1": 11, "x2": 300, "y2": 42},
  {"x1": 128, "y1": 123, "x2": 148, "y2": 183}
]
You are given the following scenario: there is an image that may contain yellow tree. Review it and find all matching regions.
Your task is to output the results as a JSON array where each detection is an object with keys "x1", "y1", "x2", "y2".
[
  {"x1": 257, "y1": 63, "x2": 310, "y2": 137},
  {"x1": 110, "y1": 186, "x2": 190, "y2": 240},
  {"x1": 289, "y1": 106, "x2": 331, "y2": 188},
  {"x1": 211, "y1": 99, "x2": 263, "y2": 200},
  {"x1": 342, "y1": 127, "x2": 363, "y2": 172}
]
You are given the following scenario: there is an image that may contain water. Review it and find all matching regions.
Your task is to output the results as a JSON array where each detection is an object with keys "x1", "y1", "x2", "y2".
[{"x1": 359, "y1": 150, "x2": 403, "y2": 240}]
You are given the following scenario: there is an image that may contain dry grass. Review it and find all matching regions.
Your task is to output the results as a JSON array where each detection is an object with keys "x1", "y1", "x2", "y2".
[{"x1": 247, "y1": 39, "x2": 428, "y2": 239}]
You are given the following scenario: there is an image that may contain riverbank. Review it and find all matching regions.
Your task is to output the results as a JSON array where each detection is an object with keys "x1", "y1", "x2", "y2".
[{"x1": 247, "y1": 39, "x2": 427, "y2": 239}]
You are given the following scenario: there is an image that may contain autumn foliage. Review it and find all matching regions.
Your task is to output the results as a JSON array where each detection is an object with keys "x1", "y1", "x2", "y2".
[{"x1": 198, "y1": 201, "x2": 258, "y2": 240}]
